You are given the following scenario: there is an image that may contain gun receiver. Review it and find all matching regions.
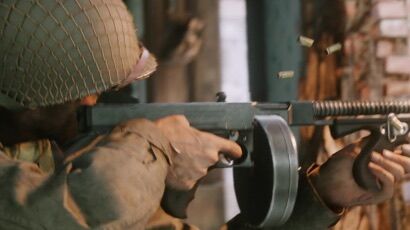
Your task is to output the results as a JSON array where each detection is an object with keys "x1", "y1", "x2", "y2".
[{"x1": 81, "y1": 100, "x2": 410, "y2": 228}]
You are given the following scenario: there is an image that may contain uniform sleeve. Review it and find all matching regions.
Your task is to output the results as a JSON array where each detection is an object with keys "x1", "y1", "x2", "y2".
[
  {"x1": 274, "y1": 164, "x2": 345, "y2": 230},
  {"x1": 0, "y1": 119, "x2": 173, "y2": 230}
]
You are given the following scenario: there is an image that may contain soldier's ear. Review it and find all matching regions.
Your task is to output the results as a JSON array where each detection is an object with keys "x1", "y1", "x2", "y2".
[{"x1": 80, "y1": 94, "x2": 99, "y2": 106}]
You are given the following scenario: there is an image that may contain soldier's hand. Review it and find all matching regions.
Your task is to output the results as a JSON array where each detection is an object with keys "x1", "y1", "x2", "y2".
[
  {"x1": 155, "y1": 115, "x2": 242, "y2": 190},
  {"x1": 309, "y1": 141, "x2": 410, "y2": 209}
]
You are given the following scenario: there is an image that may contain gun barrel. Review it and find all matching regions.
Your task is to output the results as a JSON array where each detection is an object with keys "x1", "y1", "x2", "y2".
[{"x1": 313, "y1": 100, "x2": 410, "y2": 117}]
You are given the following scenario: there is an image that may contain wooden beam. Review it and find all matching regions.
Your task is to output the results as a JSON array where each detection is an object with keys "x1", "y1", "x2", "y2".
[
  {"x1": 189, "y1": 0, "x2": 221, "y2": 102},
  {"x1": 246, "y1": 0, "x2": 302, "y2": 102},
  {"x1": 143, "y1": 0, "x2": 190, "y2": 102}
]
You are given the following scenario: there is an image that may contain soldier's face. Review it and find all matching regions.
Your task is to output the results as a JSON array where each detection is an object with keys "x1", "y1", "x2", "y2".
[
  {"x1": 0, "y1": 94, "x2": 100, "y2": 146},
  {"x1": 80, "y1": 94, "x2": 99, "y2": 106},
  {"x1": 0, "y1": 102, "x2": 80, "y2": 146}
]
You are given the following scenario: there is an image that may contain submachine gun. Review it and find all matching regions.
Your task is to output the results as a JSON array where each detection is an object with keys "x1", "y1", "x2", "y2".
[{"x1": 80, "y1": 100, "x2": 410, "y2": 228}]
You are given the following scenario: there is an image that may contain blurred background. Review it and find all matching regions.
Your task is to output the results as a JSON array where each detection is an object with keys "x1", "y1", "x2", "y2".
[{"x1": 116, "y1": 0, "x2": 410, "y2": 229}]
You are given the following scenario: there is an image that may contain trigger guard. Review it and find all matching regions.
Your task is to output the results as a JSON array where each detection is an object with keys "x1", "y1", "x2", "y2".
[{"x1": 233, "y1": 115, "x2": 299, "y2": 228}]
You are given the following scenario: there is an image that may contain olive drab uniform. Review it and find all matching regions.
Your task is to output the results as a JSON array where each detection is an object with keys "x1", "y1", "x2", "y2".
[
  {"x1": 1, "y1": 140, "x2": 55, "y2": 173},
  {"x1": 0, "y1": 119, "x2": 173, "y2": 229},
  {"x1": 0, "y1": 0, "x2": 197, "y2": 228}
]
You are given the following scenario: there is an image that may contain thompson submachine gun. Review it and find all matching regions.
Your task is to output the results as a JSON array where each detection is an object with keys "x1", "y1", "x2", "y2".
[{"x1": 80, "y1": 100, "x2": 410, "y2": 228}]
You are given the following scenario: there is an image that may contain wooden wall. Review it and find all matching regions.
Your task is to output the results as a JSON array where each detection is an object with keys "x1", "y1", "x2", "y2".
[{"x1": 143, "y1": 1, "x2": 225, "y2": 229}]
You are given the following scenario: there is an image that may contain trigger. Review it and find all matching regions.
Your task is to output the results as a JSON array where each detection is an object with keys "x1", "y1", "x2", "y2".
[{"x1": 214, "y1": 154, "x2": 234, "y2": 168}]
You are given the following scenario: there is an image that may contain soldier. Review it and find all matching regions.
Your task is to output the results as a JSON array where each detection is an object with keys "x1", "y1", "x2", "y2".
[{"x1": 0, "y1": 1, "x2": 409, "y2": 229}]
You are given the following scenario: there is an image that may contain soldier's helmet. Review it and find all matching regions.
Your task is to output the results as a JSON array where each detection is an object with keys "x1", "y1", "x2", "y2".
[{"x1": 0, "y1": 0, "x2": 157, "y2": 109}]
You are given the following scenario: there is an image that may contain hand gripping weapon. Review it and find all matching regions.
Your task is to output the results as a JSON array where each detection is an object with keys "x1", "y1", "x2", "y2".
[{"x1": 80, "y1": 100, "x2": 410, "y2": 228}]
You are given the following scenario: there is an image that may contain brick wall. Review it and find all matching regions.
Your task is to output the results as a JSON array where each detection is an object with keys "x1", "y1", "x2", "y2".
[{"x1": 371, "y1": 0, "x2": 410, "y2": 98}]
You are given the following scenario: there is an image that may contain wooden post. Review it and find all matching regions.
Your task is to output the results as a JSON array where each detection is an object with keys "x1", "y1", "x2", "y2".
[
  {"x1": 143, "y1": 0, "x2": 221, "y2": 103},
  {"x1": 246, "y1": 0, "x2": 302, "y2": 102},
  {"x1": 143, "y1": 0, "x2": 190, "y2": 102},
  {"x1": 143, "y1": 1, "x2": 225, "y2": 229},
  {"x1": 188, "y1": 0, "x2": 221, "y2": 102}
]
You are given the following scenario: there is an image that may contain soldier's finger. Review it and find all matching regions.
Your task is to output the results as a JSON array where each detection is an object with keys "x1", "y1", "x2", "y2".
[
  {"x1": 200, "y1": 132, "x2": 242, "y2": 159},
  {"x1": 371, "y1": 152, "x2": 405, "y2": 182},
  {"x1": 401, "y1": 144, "x2": 410, "y2": 157},
  {"x1": 383, "y1": 149, "x2": 410, "y2": 173},
  {"x1": 368, "y1": 162, "x2": 394, "y2": 195}
]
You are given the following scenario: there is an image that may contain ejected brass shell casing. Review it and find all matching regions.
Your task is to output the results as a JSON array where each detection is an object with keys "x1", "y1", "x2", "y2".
[
  {"x1": 325, "y1": 43, "x2": 342, "y2": 55},
  {"x1": 298, "y1": 36, "x2": 314, "y2": 47},
  {"x1": 277, "y1": 71, "x2": 295, "y2": 79}
]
